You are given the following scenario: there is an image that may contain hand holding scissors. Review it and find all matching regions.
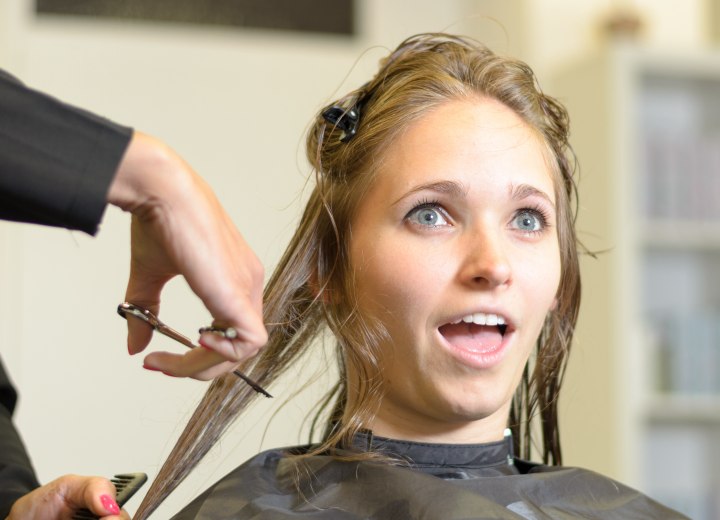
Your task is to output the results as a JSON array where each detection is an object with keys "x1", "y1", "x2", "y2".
[{"x1": 118, "y1": 302, "x2": 271, "y2": 397}]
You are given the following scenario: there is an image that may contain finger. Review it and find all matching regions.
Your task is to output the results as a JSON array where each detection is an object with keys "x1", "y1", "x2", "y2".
[
  {"x1": 101, "y1": 510, "x2": 132, "y2": 520},
  {"x1": 124, "y1": 230, "x2": 174, "y2": 355},
  {"x1": 12, "y1": 475, "x2": 122, "y2": 518},
  {"x1": 142, "y1": 347, "x2": 233, "y2": 380},
  {"x1": 198, "y1": 331, "x2": 264, "y2": 363},
  {"x1": 189, "y1": 271, "x2": 268, "y2": 348},
  {"x1": 123, "y1": 283, "x2": 165, "y2": 356},
  {"x1": 124, "y1": 311, "x2": 155, "y2": 356},
  {"x1": 227, "y1": 302, "x2": 268, "y2": 349},
  {"x1": 180, "y1": 219, "x2": 267, "y2": 345},
  {"x1": 190, "y1": 359, "x2": 243, "y2": 381}
]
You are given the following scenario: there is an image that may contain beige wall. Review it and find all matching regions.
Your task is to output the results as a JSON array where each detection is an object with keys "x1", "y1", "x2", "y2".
[{"x1": 0, "y1": 0, "x2": 711, "y2": 516}]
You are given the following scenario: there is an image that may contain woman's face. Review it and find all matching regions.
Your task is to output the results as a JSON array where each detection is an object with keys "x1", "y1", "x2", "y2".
[{"x1": 348, "y1": 97, "x2": 561, "y2": 443}]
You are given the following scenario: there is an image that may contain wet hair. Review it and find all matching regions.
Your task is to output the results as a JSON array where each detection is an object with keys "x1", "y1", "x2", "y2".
[{"x1": 133, "y1": 32, "x2": 580, "y2": 519}]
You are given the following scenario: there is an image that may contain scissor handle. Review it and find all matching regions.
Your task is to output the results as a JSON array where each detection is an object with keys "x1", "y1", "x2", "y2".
[{"x1": 117, "y1": 302, "x2": 272, "y2": 398}]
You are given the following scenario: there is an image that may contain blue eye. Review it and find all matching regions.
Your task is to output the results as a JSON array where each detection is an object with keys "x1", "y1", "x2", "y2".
[
  {"x1": 406, "y1": 204, "x2": 449, "y2": 227},
  {"x1": 512, "y1": 210, "x2": 544, "y2": 232}
]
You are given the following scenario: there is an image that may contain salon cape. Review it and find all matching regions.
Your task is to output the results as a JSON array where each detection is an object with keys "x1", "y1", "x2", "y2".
[{"x1": 172, "y1": 433, "x2": 686, "y2": 519}]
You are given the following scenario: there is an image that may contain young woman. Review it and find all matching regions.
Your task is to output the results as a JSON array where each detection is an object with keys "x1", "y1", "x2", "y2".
[{"x1": 134, "y1": 33, "x2": 686, "y2": 519}]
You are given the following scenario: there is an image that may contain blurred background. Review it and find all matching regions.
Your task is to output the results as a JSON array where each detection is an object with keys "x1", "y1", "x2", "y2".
[{"x1": 0, "y1": 0, "x2": 718, "y2": 518}]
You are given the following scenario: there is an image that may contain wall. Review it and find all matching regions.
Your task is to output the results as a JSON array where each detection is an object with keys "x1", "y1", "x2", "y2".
[
  {"x1": 0, "y1": 1, "x2": 480, "y2": 516},
  {"x1": 0, "y1": 0, "x2": 711, "y2": 516}
]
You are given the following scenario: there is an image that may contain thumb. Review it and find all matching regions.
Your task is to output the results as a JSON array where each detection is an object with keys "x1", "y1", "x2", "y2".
[
  {"x1": 8, "y1": 475, "x2": 125, "y2": 520},
  {"x1": 68, "y1": 476, "x2": 122, "y2": 517}
]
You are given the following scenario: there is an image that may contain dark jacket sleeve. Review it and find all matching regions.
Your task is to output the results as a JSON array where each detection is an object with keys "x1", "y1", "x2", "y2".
[
  {"x1": 0, "y1": 68, "x2": 133, "y2": 235},
  {"x1": 0, "y1": 358, "x2": 40, "y2": 518}
]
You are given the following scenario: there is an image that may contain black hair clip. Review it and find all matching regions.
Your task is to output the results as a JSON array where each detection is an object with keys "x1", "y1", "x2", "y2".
[{"x1": 322, "y1": 105, "x2": 361, "y2": 143}]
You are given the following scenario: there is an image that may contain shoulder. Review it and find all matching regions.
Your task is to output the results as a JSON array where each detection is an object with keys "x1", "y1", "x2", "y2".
[
  {"x1": 518, "y1": 464, "x2": 690, "y2": 519},
  {"x1": 170, "y1": 444, "x2": 314, "y2": 519}
]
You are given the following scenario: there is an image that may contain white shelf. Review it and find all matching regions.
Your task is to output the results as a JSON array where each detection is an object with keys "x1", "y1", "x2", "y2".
[
  {"x1": 645, "y1": 394, "x2": 720, "y2": 424},
  {"x1": 552, "y1": 44, "x2": 720, "y2": 520},
  {"x1": 641, "y1": 221, "x2": 720, "y2": 250}
]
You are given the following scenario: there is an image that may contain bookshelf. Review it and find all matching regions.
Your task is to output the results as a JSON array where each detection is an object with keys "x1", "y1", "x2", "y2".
[{"x1": 552, "y1": 44, "x2": 720, "y2": 520}]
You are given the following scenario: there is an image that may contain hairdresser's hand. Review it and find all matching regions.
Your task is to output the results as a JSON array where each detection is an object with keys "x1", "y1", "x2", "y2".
[
  {"x1": 108, "y1": 131, "x2": 267, "y2": 380},
  {"x1": 7, "y1": 475, "x2": 129, "y2": 520}
]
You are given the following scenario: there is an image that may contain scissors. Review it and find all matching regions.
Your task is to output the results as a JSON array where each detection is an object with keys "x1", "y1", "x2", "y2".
[{"x1": 117, "y1": 302, "x2": 272, "y2": 398}]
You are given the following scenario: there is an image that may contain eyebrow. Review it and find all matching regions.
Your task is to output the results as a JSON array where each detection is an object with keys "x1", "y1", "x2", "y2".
[
  {"x1": 392, "y1": 180, "x2": 468, "y2": 206},
  {"x1": 393, "y1": 180, "x2": 555, "y2": 209},
  {"x1": 510, "y1": 183, "x2": 556, "y2": 210}
]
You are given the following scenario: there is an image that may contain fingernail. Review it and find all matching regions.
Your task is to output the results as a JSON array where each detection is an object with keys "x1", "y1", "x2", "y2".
[
  {"x1": 100, "y1": 494, "x2": 120, "y2": 515},
  {"x1": 162, "y1": 371, "x2": 180, "y2": 378},
  {"x1": 198, "y1": 339, "x2": 213, "y2": 351},
  {"x1": 143, "y1": 364, "x2": 161, "y2": 372}
]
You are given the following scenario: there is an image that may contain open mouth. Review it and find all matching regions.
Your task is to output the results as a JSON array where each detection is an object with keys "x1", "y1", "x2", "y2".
[{"x1": 438, "y1": 312, "x2": 510, "y2": 355}]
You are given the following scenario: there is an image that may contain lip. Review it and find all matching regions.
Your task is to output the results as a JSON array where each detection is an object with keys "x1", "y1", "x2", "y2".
[{"x1": 436, "y1": 309, "x2": 515, "y2": 369}]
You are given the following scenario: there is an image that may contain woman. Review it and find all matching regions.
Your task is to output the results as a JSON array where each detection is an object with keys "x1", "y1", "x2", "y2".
[{"x1": 134, "y1": 33, "x2": 685, "y2": 519}]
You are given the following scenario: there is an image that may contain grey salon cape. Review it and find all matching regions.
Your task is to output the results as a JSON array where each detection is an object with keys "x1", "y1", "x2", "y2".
[{"x1": 171, "y1": 432, "x2": 686, "y2": 519}]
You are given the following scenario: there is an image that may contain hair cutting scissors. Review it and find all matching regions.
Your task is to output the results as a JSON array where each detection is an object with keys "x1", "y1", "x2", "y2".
[{"x1": 117, "y1": 302, "x2": 272, "y2": 398}]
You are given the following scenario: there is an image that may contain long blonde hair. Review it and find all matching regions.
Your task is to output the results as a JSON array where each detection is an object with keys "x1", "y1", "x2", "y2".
[{"x1": 134, "y1": 33, "x2": 580, "y2": 519}]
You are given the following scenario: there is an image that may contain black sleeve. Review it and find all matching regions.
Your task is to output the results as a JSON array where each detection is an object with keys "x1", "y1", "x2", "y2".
[
  {"x1": 0, "y1": 358, "x2": 40, "y2": 518},
  {"x1": 0, "y1": 68, "x2": 133, "y2": 235}
]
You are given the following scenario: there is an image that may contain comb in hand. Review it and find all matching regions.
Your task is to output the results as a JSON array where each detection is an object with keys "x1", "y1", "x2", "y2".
[{"x1": 72, "y1": 473, "x2": 147, "y2": 519}]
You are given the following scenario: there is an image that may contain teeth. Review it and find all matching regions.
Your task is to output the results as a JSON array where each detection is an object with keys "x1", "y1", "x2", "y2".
[
  {"x1": 456, "y1": 313, "x2": 506, "y2": 327},
  {"x1": 473, "y1": 313, "x2": 488, "y2": 325}
]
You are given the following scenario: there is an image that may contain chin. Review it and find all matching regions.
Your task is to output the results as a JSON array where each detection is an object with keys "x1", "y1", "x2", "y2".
[{"x1": 438, "y1": 393, "x2": 510, "y2": 423}]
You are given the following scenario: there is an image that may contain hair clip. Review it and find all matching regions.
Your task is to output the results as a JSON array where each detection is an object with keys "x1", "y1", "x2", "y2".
[{"x1": 322, "y1": 105, "x2": 361, "y2": 142}]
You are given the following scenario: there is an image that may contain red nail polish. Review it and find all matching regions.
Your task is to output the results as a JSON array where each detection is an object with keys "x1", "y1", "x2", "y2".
[
  {"x1": 143, "y1": 364, "x2": 161, "y2": 372},
  {"x1": 100, "y1": 494, "x2": 120, "y2": 515}
]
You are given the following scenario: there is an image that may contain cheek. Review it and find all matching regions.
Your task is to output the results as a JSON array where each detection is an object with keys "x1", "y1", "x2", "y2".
[
  {"x1": 540, "y1": 258, "x2": 561, "y2": 306},
  {"x1": 539, "y1": 253, "x2": 562, "y2": 311},
  {"x1": 517, "y1": 244, "x2": 561, "y2": 312},
  {"x1": 352, "y1": 235, "x2": 450, "y2": 326},
  {"x1": 356, "y1": 251, "x2": 433, "y2": 315}
]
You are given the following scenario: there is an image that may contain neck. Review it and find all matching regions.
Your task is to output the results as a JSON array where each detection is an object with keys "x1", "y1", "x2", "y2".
[{"x1": 367, "y1": 402, "x2": 511, "y2": 445}]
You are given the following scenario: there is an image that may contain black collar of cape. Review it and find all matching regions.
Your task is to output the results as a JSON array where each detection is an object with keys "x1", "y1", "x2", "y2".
[
  {"x1": 351, "y1": 430, "x2": 512, "y2": 469},
  {"x1": 285, "y1": 430, "x2": 542, "y2": 478}
]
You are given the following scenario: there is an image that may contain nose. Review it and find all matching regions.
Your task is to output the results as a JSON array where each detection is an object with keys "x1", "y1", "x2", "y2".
[{"x1": 458, "y1": 227, "x2": 512, "y2": 289}]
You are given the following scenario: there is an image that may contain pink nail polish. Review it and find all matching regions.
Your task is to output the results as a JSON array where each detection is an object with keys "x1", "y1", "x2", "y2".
[{"x1": 100, "y1": 494, "x2": 120, "y2": 515}]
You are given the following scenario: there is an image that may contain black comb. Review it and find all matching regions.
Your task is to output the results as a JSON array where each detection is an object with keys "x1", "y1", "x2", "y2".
[{"x1": 71, "y1": 472, "x2": 147, "y2": 519}]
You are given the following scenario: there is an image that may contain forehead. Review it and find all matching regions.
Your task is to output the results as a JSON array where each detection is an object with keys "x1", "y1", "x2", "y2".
[{"x1": 373, "y1": 98, "x2": 556, "y2": 200}]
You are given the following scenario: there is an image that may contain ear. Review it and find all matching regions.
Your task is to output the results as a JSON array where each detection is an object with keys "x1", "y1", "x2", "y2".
[
  {"x1": 317, "y1": 287, "x2": 333, "y2": 304},
  {"x1": 309, "y1": 270, "x2": 332, "y2": 304}
]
